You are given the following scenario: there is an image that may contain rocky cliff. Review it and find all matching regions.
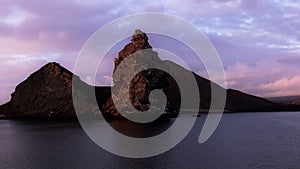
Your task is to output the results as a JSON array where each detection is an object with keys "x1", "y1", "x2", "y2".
[
  {"x1": 0, "y1": 62, "x2": 76, "y2": 118},
  {"x1": 101, "y1": 29, "x2": 293, "y2": 116},
  {"x1": 0, "y1": 62, "x2": 109, "y2": 118},
  {"x1": 102, "y1": 29, "x2": 179, "y2": 118}
]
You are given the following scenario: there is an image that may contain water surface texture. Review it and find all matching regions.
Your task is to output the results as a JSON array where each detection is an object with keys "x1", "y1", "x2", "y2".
[{"x1": 0, "y1": 112, "x2": 299, "y2": 169}]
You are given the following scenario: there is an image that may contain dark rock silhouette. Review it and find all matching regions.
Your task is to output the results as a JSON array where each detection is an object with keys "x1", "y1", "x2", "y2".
[
  {"x1": 162, "y1": 60, "x2": 286, "y2": 113},
  {"x1": 0, "y1": 62, "x2": 110, "y2": 118},
  {"x1": 1, "y1": 30, "x2": 299, "y2": 119},
  {"x1": 102, "y1": 29, "x2": 179, "y2": 118},
  {"x1": 0, "y1": 62, "x2": 76, "y2": 118}
]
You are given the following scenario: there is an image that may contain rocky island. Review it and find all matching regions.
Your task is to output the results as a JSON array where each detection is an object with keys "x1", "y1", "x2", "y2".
[{"x1": 0, "y1": 29, "x2": 299, "y2": 119}]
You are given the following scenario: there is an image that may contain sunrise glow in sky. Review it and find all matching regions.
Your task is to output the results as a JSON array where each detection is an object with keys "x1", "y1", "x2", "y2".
[{"x1": 1, "y1": 0, "x2": 300, "y2": 104}]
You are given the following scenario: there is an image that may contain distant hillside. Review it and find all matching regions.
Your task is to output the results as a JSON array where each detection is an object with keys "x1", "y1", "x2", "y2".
[
  {"x1": 163, "y1": 60, "x2": 284, "y2": 113},
  {"x1": 267, "y1": 95, "x2": 300, "y2": 105}
]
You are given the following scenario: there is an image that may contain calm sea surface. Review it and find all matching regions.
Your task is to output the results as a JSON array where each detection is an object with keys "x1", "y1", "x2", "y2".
[{"x1": 0, "y1": 112, "x2": 299, "y2": 169}]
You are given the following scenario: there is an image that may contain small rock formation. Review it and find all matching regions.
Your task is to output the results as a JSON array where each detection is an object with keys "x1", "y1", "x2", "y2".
[{"x1": 102, "y1": 29, "x2": 179, "y2": 118}]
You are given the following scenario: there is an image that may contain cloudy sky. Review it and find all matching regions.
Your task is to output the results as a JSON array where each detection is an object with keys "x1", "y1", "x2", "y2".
[{"x1": 0, "y1": 0, "x2": 300, "y2": 104}]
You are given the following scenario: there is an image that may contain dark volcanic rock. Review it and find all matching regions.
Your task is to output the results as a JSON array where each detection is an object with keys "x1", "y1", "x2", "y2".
[
  {"x1": 0, "y1": 63, "x2": 78, "y2": 117},
  {"x1": 103, "y1": 29, "x2": 180, "y2": 118},
  {"x1": 101, "y1": 29, "x2": 285, "y2": 117},
  {"x1": 162, "y1": 60, "x2": 279, "y2": 113},
  {"x1": 1, "y1": 30, "x2": 299, "y2": 119},
  {"x1": 0, "y1": 62, "x2": 106, "y2": 118}
]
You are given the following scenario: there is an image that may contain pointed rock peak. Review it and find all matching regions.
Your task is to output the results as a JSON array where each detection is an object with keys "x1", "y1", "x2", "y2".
[
  {"x1": 44, "y1": 62, "x2": 63, "y2": 69},
  {"x1": 39, "y1": 62, "x2": 73, "y2": 77},
  {"x1": 114, "y1": 29, "x2": 153, "y2": 70},
  {"x1": 133, "y1": 29, "x2": 144, "y2": 35},
  {"x1": 131, "y1": 29, "x2": 151, "y2": 50}
]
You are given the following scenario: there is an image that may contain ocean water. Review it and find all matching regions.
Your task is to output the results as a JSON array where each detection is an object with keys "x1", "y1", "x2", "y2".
[{"x1": 0, "y1": 112, "x2": 299, "y2": 169}]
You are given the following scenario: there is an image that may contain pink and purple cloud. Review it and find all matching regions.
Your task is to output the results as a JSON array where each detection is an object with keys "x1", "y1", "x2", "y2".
[{"x1": 0, "y1": 0, "x2": 300, "y2": 104}]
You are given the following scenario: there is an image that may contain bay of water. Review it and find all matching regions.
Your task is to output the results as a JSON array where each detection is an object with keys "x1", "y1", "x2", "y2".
[{"x1": 0, "y1": 112, "x2": 299, "y2": 169}]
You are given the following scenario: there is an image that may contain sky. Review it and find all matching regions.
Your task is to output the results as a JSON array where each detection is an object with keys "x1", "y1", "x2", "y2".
[{"x1": 0, "y1": 0, "x2": 300, "y2": 104}]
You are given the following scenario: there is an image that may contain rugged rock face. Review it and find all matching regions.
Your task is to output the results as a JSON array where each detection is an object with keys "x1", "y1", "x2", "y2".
[
  {"x1": 0, "y1": 62, "x2": 106, "y2": 118},
  {"x1": 113, "y1": 29, "x2": 152, "y2": 71},
  {"x1": 0, "y1": 63, "x2": 76, "y2": 117},
  {"x1": 101, "y1": 29, "x2": 284, "y2": 118},
  {"x1": 102, "y1": 29, "x2": 179, "y2": 118}
]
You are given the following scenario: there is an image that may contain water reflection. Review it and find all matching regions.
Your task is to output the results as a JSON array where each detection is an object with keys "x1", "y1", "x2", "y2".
[{"x1": 109, "y1": 117, "x2": 174, "y2": 138}]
